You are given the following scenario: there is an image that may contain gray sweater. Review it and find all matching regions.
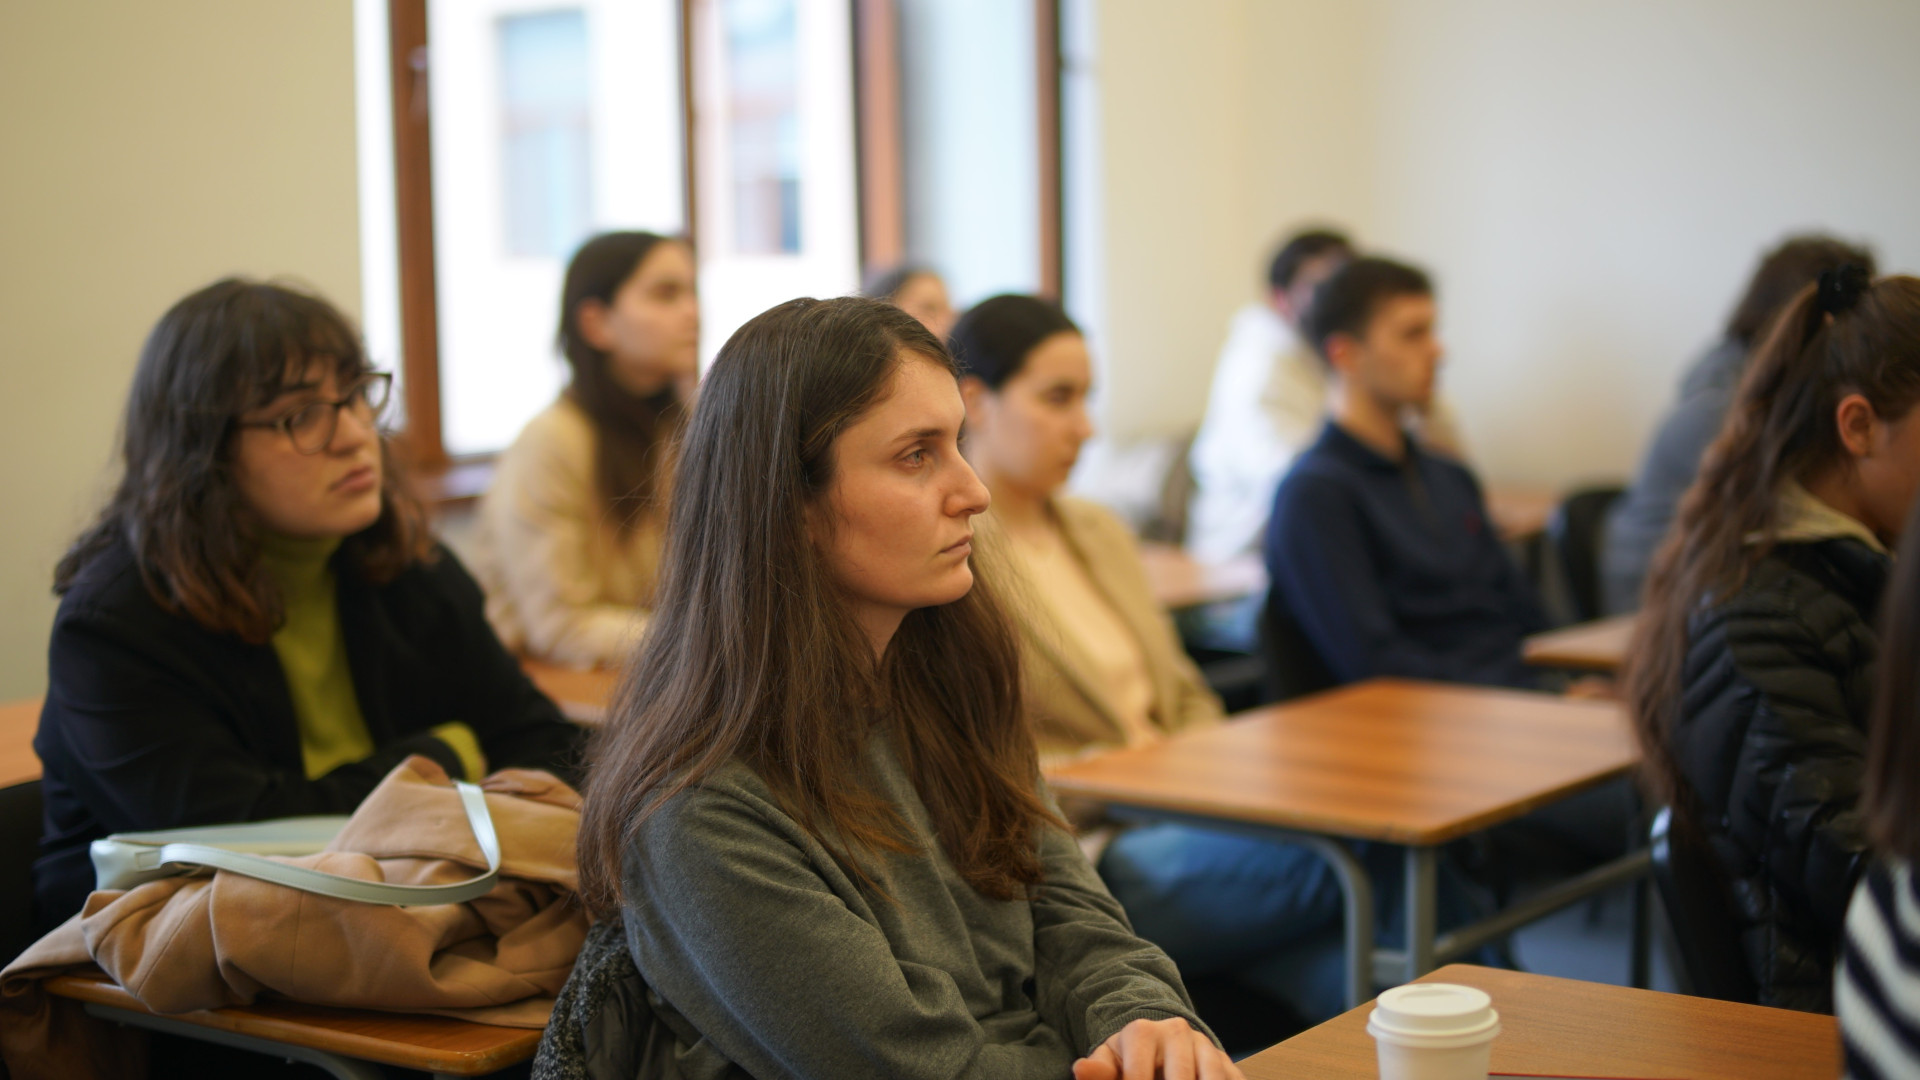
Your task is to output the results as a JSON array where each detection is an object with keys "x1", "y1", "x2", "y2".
[
  {"x1": 1601, "y1": 337, "x2": 1748, "y2": 614},
  {"x1": 616, "y1": 731, "x2": 1208, "y2": 1079}
]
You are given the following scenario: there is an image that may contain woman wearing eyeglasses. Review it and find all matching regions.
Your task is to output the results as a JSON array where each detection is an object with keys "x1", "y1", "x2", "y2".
[{"x1": 32, "y1": 279, "x2": 584, "y2": 933}]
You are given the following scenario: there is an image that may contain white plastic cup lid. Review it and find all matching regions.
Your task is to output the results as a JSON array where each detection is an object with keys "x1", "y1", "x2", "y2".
[{"x1": 1369, "y1": 983, "x2": 1498, "y2": 1038}]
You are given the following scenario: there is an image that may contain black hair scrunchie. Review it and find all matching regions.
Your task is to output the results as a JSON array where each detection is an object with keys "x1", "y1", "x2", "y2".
[{"x1": 1818, "y1": 263, "x2": 1872, "y2": 316}]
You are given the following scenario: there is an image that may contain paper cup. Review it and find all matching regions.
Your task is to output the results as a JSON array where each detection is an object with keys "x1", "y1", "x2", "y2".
[{"x1": 1367, "y1": 983, "x2": 1501, "y2": 1080}]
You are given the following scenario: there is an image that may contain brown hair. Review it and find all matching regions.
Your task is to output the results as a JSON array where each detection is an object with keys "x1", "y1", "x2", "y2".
[
  {"x1": 576, "y1": 296, "x2": 1061, "y2": 916},
  {"x1": 1626, "y1": 273, "x2": 1920, "y2": 816},
  {"x1": 1724, "y1": 235, "x2": 1875, "y2": 348},
  {"x1": 1868, "y1": 491, "x2": 1920, "y2": 862},
  {"x1": 54, "y1": 278, "x2": 433, "y2": 643},
  {"x1": 558, "y1": 231, "x2": 690, "y2": 535}
]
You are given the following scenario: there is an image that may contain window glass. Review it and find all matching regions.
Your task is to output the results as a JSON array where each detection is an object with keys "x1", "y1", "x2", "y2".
[
  {"x1": 427, "y1": 0, "x2": 686, "y2": 457},
  {"x1": 500, "y1": 10, "x2": 593, "y2": 259},
  {"x1": 722, "y1": 0, "x2": 801, "y2": 254}
]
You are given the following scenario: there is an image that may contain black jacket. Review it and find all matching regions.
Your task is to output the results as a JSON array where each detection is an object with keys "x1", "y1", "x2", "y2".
[
  {"x1": 33, "y1": 536, "x2": 586, "y2": 930},
  {"x1": 1671, "y1": 537, "x2": 1881, "y2": 1012}
]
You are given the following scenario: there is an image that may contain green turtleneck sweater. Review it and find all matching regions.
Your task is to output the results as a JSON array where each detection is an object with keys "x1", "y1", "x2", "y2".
[{"x1": 258, "y1": 534, "x2": 486, "y2": 781}]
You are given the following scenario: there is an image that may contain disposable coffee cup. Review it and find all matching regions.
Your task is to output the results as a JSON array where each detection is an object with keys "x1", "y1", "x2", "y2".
[{"x1": 1366, "y1": 983, "x2": 1500, "y2": 1080}]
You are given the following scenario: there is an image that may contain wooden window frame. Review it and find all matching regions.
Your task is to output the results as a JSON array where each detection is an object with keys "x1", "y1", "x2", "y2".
[{"x1": 386, "y1": 0, "x2": 1062, "y2": 495}]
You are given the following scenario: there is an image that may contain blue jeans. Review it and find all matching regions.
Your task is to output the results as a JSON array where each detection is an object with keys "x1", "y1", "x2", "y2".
[{"x1": 1098, "y1": 824, "x2": 1492, "y2": 1022}]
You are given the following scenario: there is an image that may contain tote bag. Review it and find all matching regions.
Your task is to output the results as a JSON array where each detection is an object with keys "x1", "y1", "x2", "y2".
[{"x1": 88, "y1": 780, "x2": 501, "y2": 906}]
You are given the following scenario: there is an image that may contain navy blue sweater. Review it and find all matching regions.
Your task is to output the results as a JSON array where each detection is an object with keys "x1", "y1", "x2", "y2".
[{"x1": 1264, "y1": 422, "x2": 1547, "y2": 689}]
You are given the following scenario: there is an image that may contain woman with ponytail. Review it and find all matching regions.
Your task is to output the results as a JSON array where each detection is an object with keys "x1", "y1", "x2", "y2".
[
  {"x1": 1625, "y1": 267, "x2": 1920, "y2": 1012},
  {"x1": 476, "y1": 232, "x2": 699, "y2": 668}
]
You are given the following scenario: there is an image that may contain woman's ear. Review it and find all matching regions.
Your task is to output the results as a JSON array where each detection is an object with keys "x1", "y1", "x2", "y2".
[
  {"x1": 576, "y1": 297, "x2": 614, "y2": 352},
  {"x1": 959, "y1": 376, "x2": 992, "y2": 432},
  {"x1": 1836, "y1": 392, "x2": 1880, "y2": 459}
]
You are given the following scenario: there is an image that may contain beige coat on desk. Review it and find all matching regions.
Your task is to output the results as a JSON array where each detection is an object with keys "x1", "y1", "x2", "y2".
[
  {"x1": 1009, "y1": 497, "x2": 1223, "y2": 765},
  {"x1": 474, "y1": 396, "x2": 665, "y2": 668},
  {"x1": 0, "y1": 759, "x2": 587, "y2": 1080}
]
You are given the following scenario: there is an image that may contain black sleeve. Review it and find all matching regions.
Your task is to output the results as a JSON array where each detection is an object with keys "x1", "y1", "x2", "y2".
[
  {"x1": 41, "y1": 601, "x2": 466, "y2": 833},
  {"x1": 416, "y1": 549, "x2": 587, "y2": 786},
  {"x1": 1718, "y1": 608, "x2": 1870, "y2": 938}
]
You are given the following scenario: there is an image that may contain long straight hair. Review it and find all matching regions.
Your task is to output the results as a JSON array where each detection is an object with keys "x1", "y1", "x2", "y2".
[
  {"x1": 55, "y1": 279, "x2": 432, "y2": 643},
  {"x1": 558, "y1": 231, "x2": 690, "y2": 535},
  {"x1": 1626, "y1": 274, "x2": 1920, "y2": 815},
  {"x1": 576, "y1": 297, "x2": 1060, "y2": 915}
]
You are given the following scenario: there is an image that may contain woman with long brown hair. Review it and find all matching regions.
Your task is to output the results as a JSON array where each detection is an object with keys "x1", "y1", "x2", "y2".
[
  {"x1": 560, "y1": 297, "x2": 1239, "y2": 1079},
  {"x1": 34, "y1": 279, "x2": 582, "y2": 933},
  {"x1": 476, "y1": 231, "x2": 698, "y2": 667},
  {"x1": 1625, "y1": 266, "x2": 1920, "y2": 1012}
]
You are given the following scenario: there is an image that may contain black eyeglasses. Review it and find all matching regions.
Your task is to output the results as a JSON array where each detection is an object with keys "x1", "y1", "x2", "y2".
[{"x1": 236, "y1": 372, "x2": 393, "y2": 455}]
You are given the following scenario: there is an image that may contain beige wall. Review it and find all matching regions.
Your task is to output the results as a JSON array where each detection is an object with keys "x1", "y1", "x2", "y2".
[
  {"x1": 1089, "y1": 0, "x2": 1920, "y2": 492},
  {"x1": 0, "y1": 2, "x2": 361, "y2": 700}
]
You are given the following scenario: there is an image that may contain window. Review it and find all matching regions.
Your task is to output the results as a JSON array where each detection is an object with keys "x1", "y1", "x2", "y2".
[
  {"x1": 361, "y1": 0, "x2": 1059, "y2": 469},
  {"x1": 499, "y1": 10, "x2": 594, "y2": 259}
]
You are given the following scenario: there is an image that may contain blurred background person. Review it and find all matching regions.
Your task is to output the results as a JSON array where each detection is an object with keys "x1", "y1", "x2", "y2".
[{"x1": 475, "y1": 231, "x2": 698, "y2": 669}]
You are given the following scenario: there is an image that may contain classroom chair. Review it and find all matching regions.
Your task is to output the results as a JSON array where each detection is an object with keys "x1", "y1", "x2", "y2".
[
  {"x1": 0, "y1": 780, "x2": 43, "y2": 968},
  {"x1": 1649, "y1": 806, "x2": 1757, "y2": 1003},
  {"x1": 1257, "y1": 596, "x2": 1338, "y2": 703},
  {"x1": 1547, "y1": 486, "x2": 1626, "y2": 622}
]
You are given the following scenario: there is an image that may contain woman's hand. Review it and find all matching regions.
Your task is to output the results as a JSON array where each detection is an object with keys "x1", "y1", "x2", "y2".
[{"x1": 1072, "y1": 1017, "x2": 1245, "y2": 1080}]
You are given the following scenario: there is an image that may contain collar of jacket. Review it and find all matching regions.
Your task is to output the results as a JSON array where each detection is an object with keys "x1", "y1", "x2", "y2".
[
  {"x1": 1314, "y1": 418, "x2": 1427, "y2": 474},
  {"x1": 1749, "y1": 480, "x2": 1889, "y2": 556}
]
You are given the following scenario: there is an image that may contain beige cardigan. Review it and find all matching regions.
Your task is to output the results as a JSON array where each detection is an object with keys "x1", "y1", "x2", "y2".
[
  {"x1": 474, "y1": 397, "x2": 665, "y2": 668},
  {"x1": 1008, "y1": 496, "x2": 1223, "y2": 764}
]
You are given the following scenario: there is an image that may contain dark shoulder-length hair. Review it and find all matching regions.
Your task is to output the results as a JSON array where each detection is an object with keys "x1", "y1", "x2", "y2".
[
  {"x1": 54, "y1": 278, "x2": 433, "y2": 643},
  {"x1": 558, "y1": 231, "x2": 692, "y2": 535},
  {"x1": 1626, "y1": 271, "x2": 1920, "y2": 818},
  {"x1": 1868, "y1": 491, "x2": 1920, "y2": 863},
  {"x1": 946, "y1": 293, "x2": 1079, "y2": 390},
  {"x1": 577, "y1": 296, "x2": 1060, "y2": 915}
]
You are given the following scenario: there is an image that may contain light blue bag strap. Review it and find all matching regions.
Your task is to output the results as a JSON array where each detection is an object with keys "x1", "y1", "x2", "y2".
[{"x1": 113, "y1": 781, "x2": 500, "y2": 907}]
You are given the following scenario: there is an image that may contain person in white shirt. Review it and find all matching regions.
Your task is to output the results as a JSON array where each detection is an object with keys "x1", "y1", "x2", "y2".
[{"x1": 1187, "y1": 229, "x2": 1465, "y2": 564}]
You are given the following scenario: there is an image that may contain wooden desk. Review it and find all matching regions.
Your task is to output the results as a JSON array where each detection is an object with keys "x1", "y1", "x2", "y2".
[
  {"x1": 1525, "y1": 613, "x2": 1637, "y2": 674},
  {"x1": 1240, "y1": 964, "x2": 1840, "y2": 1080},
  {"x1": 1136, "y1": 542, "x2": 1268, "y2": 611},
  {"x1": 1485, "y1": 486, "x2": 1557, "y2": 543},
  {"x1": 0, "y1": 697, "x2": 42, "y2": 788},
  {"x1": 521, "y1": 660, "x2": 618, "y2": 725},
  {"x1": 49, "y1": 971, "x2": 539, "y2": 1078},
  {"x1": 1048, "y1": 680, "x2": 1643, "y2": 1007}
]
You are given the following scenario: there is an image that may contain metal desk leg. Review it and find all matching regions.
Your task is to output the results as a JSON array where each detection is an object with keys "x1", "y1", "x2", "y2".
[
  {"x1": 1404, "y1": 845, "x2": 1438, "y2": 982},
  {"x1": 82, "y1": 1002, "x2": 386, "y2": 1080},
  {"x1": 1630, "y1": 874, "x2": 1652, "y2": 989},
  {"x1": 1293, "y1": 835, "x2": 1375, "y2": 1010}
]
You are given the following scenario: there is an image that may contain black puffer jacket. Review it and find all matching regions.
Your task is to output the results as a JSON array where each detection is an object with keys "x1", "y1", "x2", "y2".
[{"x1": 1671, "y1": 537, "x2": 1882, "y2": 1013}]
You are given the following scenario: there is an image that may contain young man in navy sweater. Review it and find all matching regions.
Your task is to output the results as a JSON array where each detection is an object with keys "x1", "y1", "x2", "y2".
[{"x1": 1263, "y1": 257, "x2": 1547, "y2": 689}]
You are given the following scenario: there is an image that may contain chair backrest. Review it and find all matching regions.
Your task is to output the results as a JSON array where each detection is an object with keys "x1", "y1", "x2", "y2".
[
  {"x1": 0, "y1": 780, "x2": 44, "y2": 967},
  {"x1": 1258, "y1": 593, "x2": 1339, "y2": 703},
  {"x1": 1649, "y1": 806, "x2": 1758, "y2": 1003},
  {"x1": 1548, "y1": 486, "x2": 1627, "y2": 622}
]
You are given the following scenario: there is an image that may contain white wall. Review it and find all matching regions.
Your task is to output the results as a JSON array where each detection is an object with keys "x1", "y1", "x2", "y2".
[
  {"x1": 1085, "y1": 0, "x2": 1920, "y2": 492},
  {"x1": 0, "y1": 2, "x2": 362, "y2": 700}
]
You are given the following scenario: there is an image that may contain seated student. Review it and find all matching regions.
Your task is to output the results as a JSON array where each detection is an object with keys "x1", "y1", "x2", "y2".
[
  {"x1": 34, "y1": 279, "x2": 584, "y2": 932},
  {"x1": 1264, "y1": 257, "x2": 1546, "y2": 689},
  {"x1": 1626, "y1": 266, "x2": 1920, "y2": 1013},
  {"x1": 951, "y1": 295, "x2": 1341, "y2": 1018},
  {"x1": 1187, "y1": 228, "x2": 1465, "y2": 563},
  {"x1": 564, "y1": 296, "x2": 1242, "y2": 1080},
  {"x1": 1602, "y1": 235, "x2": 1876, "y2": 614},
  {"x1": 952, "y1": 295, "x2": 1222, "y2": 760},
  {"x1": 475, "y1": 231, "x2": 697, "y2": 668},
  {"x1": 1838, "y1": 495, "x2": 1920, "y2": 1079},
  {"x1": 863, "y1": 262, "x2": 959, "y2": 342}
]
